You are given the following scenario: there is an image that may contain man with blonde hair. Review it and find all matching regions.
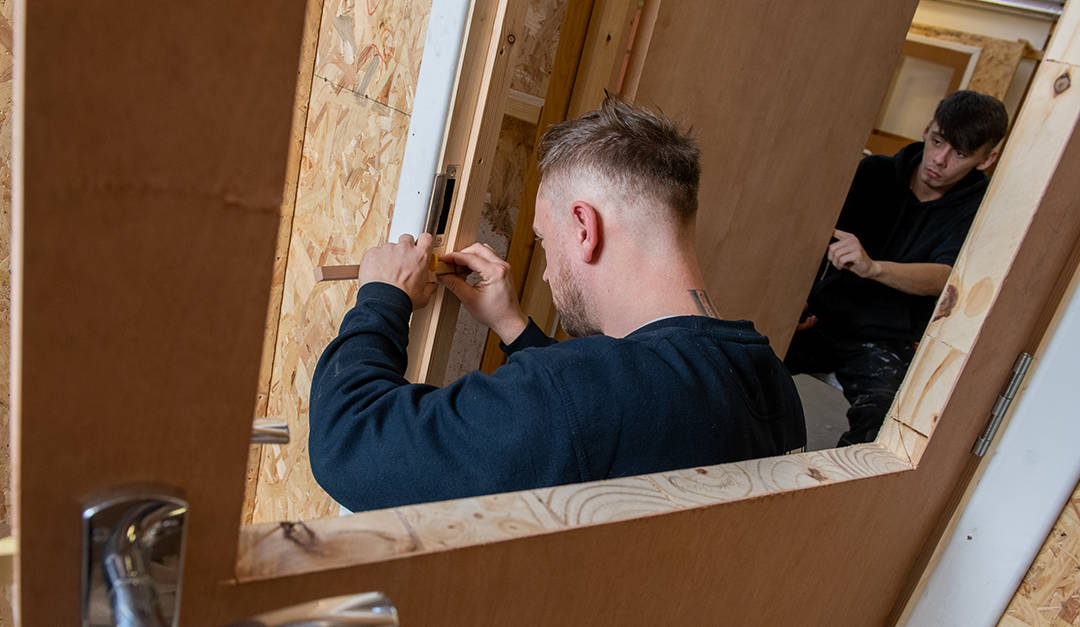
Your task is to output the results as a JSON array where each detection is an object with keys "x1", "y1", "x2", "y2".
[{"x1": 309, "y1": 97, "x2": 805, "y2": 512}]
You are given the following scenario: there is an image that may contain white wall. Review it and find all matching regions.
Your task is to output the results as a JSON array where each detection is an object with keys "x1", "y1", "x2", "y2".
[
  {"x1": 913, "y1": 1, "x2": 1054, "y2": 116},
  {"x1": 908, "y1": 265, "x2": 1080, "y2": 625}
]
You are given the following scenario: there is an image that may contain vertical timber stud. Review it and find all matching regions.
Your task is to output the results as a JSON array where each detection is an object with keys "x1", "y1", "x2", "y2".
[{"x1": 405, "y1": 0, "x2": 527, "y2": 385}]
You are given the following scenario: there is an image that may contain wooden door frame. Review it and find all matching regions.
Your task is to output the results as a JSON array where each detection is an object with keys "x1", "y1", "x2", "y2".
[{"x1": 13, "y1": 1, "x2": 1080, "y2": 625}]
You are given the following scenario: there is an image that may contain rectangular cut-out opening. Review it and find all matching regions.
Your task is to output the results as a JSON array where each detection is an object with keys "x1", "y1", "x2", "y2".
[{"x1": 235, "y1": 0, "x2": 1077, "y2": 591}]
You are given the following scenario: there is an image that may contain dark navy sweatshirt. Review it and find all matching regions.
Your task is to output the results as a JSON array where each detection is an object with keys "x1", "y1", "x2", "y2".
[{"x1": 309, "y1": 282, "x2": 806, "y2": 512}]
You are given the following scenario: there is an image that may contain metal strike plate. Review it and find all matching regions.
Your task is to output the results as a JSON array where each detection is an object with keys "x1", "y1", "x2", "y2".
[
  {"x1": 83, "y1": 487, "x2": 189, "y2": 627},
  {"x1": 228, "y1": 592, "x2": 399, "y2": 626}
]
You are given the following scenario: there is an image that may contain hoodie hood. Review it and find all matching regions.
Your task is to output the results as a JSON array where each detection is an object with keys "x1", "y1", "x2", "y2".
[{"x1": 895, "y1": 141, "x2": 989, "y2": 210}]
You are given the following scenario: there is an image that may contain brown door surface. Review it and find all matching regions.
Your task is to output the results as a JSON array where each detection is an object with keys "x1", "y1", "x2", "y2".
[{"x1": 14, "y1": 1, "x2": 1080, "y2": 625}]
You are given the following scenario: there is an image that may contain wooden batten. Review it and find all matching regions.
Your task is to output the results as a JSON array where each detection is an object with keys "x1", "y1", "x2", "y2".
[
  {"x1": 479, "y1": 0, "x2": 596, "y2": 374},
  {"x1": 404, "y1": 0, "x2": 528, "y2": 385}
]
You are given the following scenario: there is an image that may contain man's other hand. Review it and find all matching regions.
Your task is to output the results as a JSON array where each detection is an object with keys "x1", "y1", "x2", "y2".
[
  {"x1": 438, "y1": 243, "x2": 528, "y2": 344},
  {"x1": 828, "y1": 229, "x2": 879, "y2": 279},
  {"x1": 357, "y1": 233, "x2": 437, "y2": 310}
]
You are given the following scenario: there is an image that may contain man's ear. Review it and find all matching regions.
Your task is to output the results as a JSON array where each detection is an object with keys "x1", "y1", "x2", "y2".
[
  {"x1": 571, "y1": 201, "x2": 601, "y2": 263},
  {"x1": 975, "y1": 148, "x2": 999, "y2": 172}
]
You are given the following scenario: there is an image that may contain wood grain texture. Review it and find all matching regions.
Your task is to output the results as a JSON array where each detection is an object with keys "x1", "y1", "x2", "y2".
[
  {"x1": 236, "y1": 443, "x2": 910, "y2": 582},
  {"x1": 15, "y1": 1, "x2": 309, "y2": 623},
  {"x1": 627, "y1": 0, "x2": 919, "y2": 358},
  {"x1": 1002, "y1": 478, "x2": 1080, "y2": 625},
  {"x1": 0, "y1": 1, "x2": 11, "y2": 623},
  {"x1": 511, "y1": 0, "x2": 569, "y2": 98},
  {"x1": 17, "y1": 2, "x2": 1080, "y2": 625},
  {"x1": 480, "y1": 0, "x2": 594, "y2": 373},
  {"x1": 909, "y1": 22, "x2": 1027, "y2": 101},
  {"x1": 251, "y1": 76, "x2": 412, "y2": 522},
  {"x1": 315, "y1": 0, "x2": 429, "y2": 113},
  {"x1": 249, "y1": 0, "x2": 430, "y2": 523},
  {"x1": 925, "y1": 59, "x2": 1080, "y2": 359},
  {"x1": 403, "y1": 0, "x2": 528, "y2": 385},
  {"x1": 243, "y1": 0, "x2": 326, "y2": 528}
]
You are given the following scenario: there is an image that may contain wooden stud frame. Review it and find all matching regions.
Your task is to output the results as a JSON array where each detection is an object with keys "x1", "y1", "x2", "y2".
[{"x1": 13, "y1": 0, "x2": 1080, "y2": 624}]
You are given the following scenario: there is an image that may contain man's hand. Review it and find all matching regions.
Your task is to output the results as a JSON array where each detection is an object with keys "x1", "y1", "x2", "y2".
[
  {"x1": 438, "y1": 243, "x2": 528, "y2": 344},
  {"x1": 828, "y1": 229, "x2": 878, "y2": 278},
  {"x1": 357, "y1": 233, "x2": 437, "y2": 310},
  {"x1": 795, "y1": 302, "x2": 817, "y2": 332}
]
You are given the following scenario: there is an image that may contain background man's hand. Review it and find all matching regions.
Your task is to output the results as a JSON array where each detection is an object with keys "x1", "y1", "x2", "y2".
[
  {"x1": 828, "y1": 229, "x2": 879, "y2": 279},
  {"x1": 438, "y1": 243, "x2": 528, "y2": 344},
  {"x1": 357, "y1": 233, "x2": 437, "y2": 310}
]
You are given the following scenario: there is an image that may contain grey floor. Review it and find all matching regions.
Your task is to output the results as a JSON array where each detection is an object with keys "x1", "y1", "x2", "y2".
[{"x1": 793, "y1": 374, "x2": 851, "y2": 451}]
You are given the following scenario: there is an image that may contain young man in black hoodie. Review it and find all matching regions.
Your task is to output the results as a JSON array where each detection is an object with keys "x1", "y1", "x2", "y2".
[{"x1": 786, "y1": 90, "x2": 1008, "y2": 447}]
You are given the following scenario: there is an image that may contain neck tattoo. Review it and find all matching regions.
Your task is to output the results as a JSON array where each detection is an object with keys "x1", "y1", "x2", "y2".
[{"x1": 689, "y1": 290, "x2": 719, "y2": 318}]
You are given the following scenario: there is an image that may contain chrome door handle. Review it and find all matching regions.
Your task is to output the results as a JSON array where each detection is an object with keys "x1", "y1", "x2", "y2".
[{"x1": 229, "y1": 592, "x2": 399, "y2": 626}]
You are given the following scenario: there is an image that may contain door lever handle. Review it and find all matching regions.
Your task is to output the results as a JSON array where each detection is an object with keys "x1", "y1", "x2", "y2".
[{"x1": 229, "y1": 592, "x2": 399, "y2": 626}]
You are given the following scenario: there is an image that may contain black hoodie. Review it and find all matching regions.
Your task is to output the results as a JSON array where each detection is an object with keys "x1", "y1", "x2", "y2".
[{"x1": 807, "y1": 142, "x2": 986, "y2": 343}]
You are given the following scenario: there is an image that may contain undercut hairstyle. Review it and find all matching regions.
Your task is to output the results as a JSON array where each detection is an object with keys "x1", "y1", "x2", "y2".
[
  {"x1": 933, "y1": 90, "x2": 1009, "y2": 155},
  {"x1": 537, "y1": 96, "x2": 701, "y2": 222}
]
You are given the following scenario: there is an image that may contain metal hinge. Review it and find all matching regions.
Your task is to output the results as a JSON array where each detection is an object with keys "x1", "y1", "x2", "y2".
[{"x1": 972, "y1": 352, "x2": 1033, "y2": 456}]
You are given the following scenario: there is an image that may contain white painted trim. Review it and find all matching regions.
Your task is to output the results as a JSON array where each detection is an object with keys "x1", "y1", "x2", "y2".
[
  {"x1": 907, "y1": 33, "x2": 983, "y2": 90},
  {"x1": 388, "y1": 0, "x2": 475, "y2": 242}
]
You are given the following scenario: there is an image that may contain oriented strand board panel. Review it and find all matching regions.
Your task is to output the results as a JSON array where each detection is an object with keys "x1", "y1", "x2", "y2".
[
  {"x1": 1002, "y1": 478, "x2": 1080, "y2": 626},
  {"x1": 251, "y1": 0, "x2": 430, "y2": 523},
  {"x1": 512, "y1": 0, "x2": 569, "y2": 98},
  {"x1": 628, "y1": 0, "x2": 919, "y2": 357},
  {"x1": 243, "y1": 0, "x2": 326, "y2": 527},
  {"x1": 909, "y1": 22, "x2": 1027, "y2": 101}
]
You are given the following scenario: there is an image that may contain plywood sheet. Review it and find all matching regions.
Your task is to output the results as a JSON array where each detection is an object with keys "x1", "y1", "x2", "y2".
[
  {"x1": 628, "y1": 0, "x2": 919, "y2": 357},
  {"x1": 909, "y1": 22, "x2": 1027, "y2": 101},
  {"x1": 0, "y1": 4, "x2": 12, "y2": 624},
  {"x1": 1002, "y1": 479, "x2": 1080, "y2": 626}
]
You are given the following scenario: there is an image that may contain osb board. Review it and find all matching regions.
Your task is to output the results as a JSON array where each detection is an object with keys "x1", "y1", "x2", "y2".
[
  {"x1": 315, "y1": 0, "x2": 429, "y2": 114},
  {"x1": 252, "y1": 76, "x2": 412, "y2": 522},
  {"x1": 909, "y1": 22, "x2": 1026, "y2": 101},
  {"x1": 511, "y1": 0, "x2": 569, "y2": 98},
  {"x1": 250, "y1": 0, "x2": 430, "y2": 523},
  {"x1": 1002, "y1": 478, "x2": 1080, "y2": 626},
  {"x1": 243, "y1": 0, "x2": 326, "y2": 526}
]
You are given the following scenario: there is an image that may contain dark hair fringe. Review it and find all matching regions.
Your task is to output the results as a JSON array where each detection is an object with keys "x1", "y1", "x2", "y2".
[{"x1": 933, "y1": 90, "x2": 1009, "y2": 154}]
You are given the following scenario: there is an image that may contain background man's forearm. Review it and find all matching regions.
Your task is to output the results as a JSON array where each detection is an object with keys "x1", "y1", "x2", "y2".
[{"x1": 868, "y1": 261, "x2": 952, "y2": 296}]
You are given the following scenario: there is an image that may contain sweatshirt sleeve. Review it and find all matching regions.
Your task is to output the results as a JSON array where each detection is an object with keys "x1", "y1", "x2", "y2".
[{"x1": 308, "y1": 282, "x2": 582, "y2": 512}]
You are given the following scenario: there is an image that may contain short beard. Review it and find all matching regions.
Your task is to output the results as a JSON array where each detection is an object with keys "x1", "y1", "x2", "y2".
[{"x1": 553, "y1": 262, "x2": 600, "y2": 337}]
